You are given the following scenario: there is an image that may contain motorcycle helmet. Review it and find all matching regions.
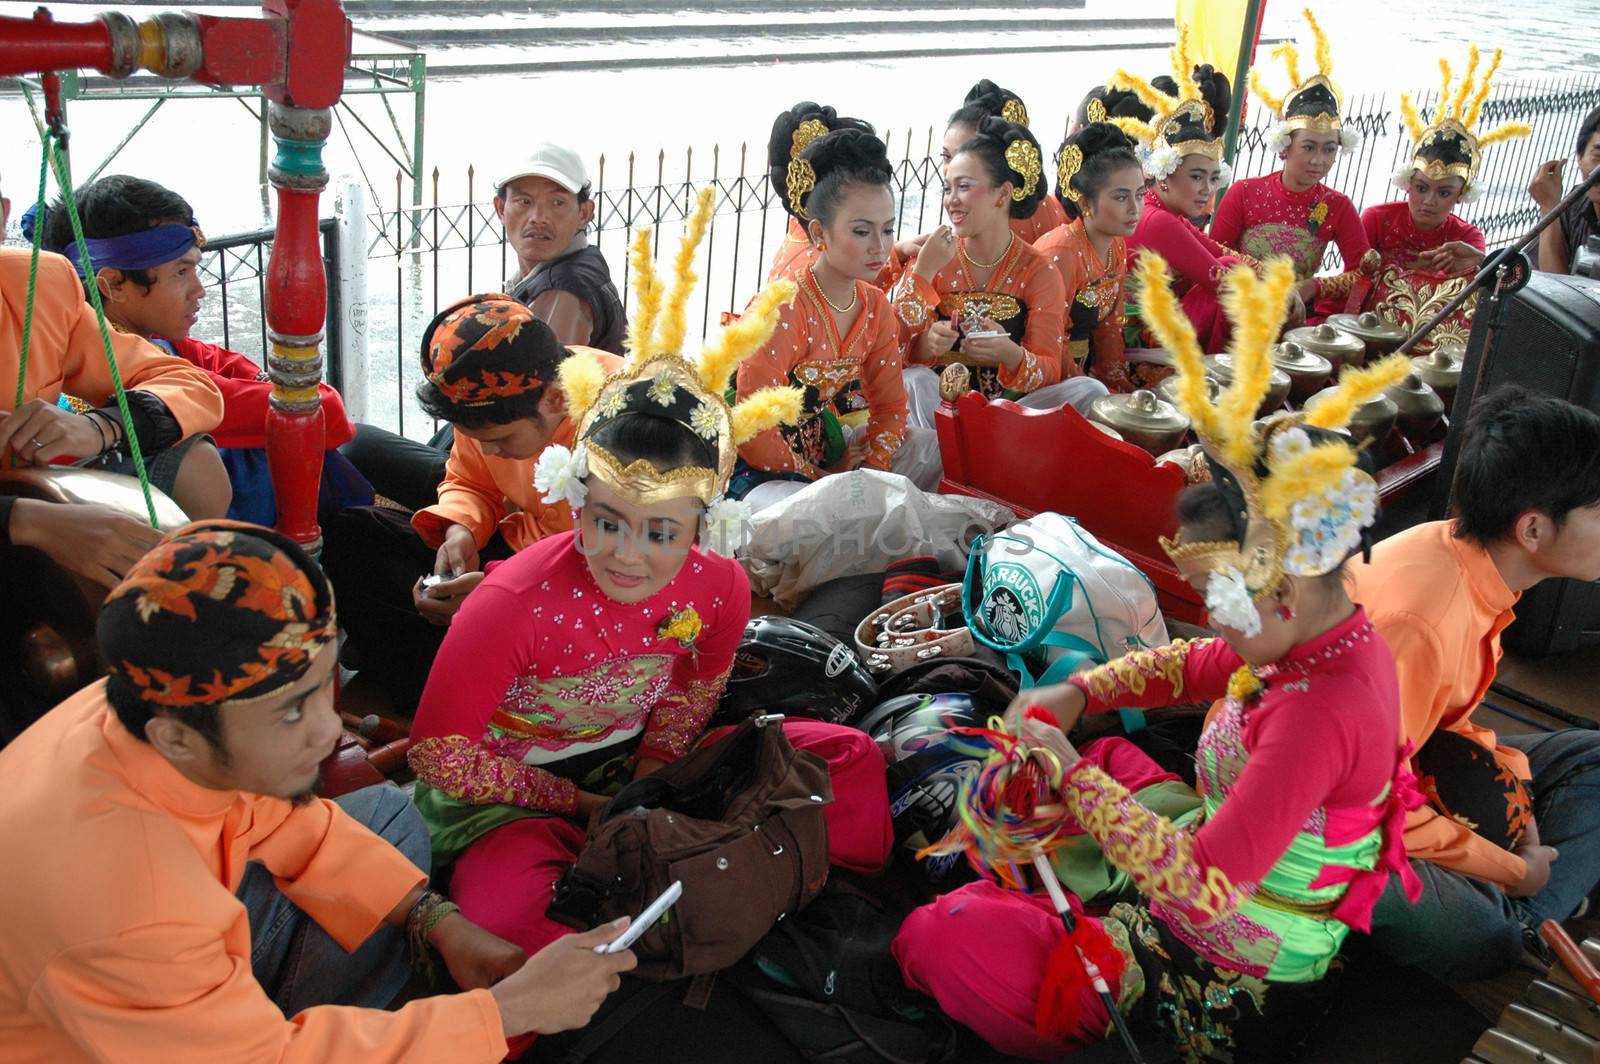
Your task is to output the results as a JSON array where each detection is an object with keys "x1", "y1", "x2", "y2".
[
  {"x1": 712, "y1": 616, "x2": 878, "y2": 727},
  {"x1": 858, "y1": 692, "x2": 988, "y2": 889}
]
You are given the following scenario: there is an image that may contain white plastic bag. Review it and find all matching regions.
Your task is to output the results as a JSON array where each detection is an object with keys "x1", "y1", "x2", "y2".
[{"x1": 741, "y1": 470, "x2": 1015, "y2": 611}]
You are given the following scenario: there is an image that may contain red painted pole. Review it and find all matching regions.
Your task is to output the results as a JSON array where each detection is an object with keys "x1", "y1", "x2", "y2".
[
  {"x1": 0, "y1": 12, "x2": 112, "y2": 77},
  {"x1": 0, "y1": 3, "x2": 349, "y2": 551},
  {"x1": 259, "y1": 0, "x2": 349, "y2": 552},
  {"x1": 263, "y1": 105, "x2": 333, "y2": 550}
]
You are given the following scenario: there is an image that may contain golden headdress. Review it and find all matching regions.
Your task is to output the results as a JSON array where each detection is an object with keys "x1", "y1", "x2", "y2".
[
  {"x1": 534, "y1": 188, "x2": 803, "y2": 550},
  {"x1": 1250, "y1": 8, "x2": 1360, "y2": 152},
  {"x1": 1134, "y1": 249, "x2": 1411, "y2": 633},
  {"x1": 1108, "y1": 25, "x2": 1227, "y2": 179},
  {"x1": 1396, "y1": 44, "x2": 1531, "y2": 199}
]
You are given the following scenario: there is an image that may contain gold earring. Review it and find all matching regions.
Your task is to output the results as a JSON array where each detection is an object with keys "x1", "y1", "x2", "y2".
[
  {"x1": 818, "y1": 240, "x2": 827, "y2": 251},
  {"x1": 994, "y1": 196, "x2": 1006, "y2": 208}
]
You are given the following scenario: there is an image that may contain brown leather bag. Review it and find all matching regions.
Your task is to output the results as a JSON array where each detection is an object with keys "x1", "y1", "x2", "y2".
[{"x1": 548, "y1": 715, "x2": 833, "y2": 981}]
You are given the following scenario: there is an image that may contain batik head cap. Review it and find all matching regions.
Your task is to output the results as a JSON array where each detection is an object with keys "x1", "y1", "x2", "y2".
[
  {"x1": 1133, "y1": 250, "x2": 1411, "y2": 631},
  {"x1": 1251, "y1": 8, "x2": 1362, "y2": 154},
  {"x1": 1107, "y1": 25, "x2": 1227, "y2": 179},
  {"x1": 97, "y1": 521, "x2": 336, "y2": 709},
  {"x1": 1395, "y1": 44, "x2": 1531, "y2": 200},
  {"x1": 422, "y1": 294, "x2": 559, "y2": 408},
  {"x1": 536, "y1": 188, "x2": 804, "y2": 527}
]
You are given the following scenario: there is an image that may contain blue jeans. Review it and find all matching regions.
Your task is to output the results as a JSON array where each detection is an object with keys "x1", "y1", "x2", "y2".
[
  {"x1": 238, "y1": 784, "x2": 430, "y2": 1016},
  {"x1": 1368, "y1": 728, "x2": 1600, "y2": 981}
]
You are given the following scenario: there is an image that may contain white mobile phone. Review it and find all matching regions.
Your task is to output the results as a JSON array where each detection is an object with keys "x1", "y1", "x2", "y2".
[
  {"x1": 594, "y1": 880, "x2": 683, "y2": 954},
  {"x1": 419, "y1": 570, "x2": 460, "y2": 593}
]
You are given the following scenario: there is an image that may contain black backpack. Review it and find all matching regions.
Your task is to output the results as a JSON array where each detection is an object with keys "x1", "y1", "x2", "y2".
[
  {"x1": 532, "y1": 882, "x2": 958, "y2": 1064},
  {"x1": 727, "y1": 882, "x2": 959, "y2": 1064}
]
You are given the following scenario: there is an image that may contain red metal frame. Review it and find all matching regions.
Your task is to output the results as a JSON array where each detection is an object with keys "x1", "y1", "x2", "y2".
[{"x1": 1, "y1": 1, "x2": 351, "y2": 550}]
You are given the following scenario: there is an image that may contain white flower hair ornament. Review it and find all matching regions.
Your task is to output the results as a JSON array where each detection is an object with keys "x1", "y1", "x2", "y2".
[
  {"x1": 702, "y1": 496, "x2": 753, "y2": 557},
  {"x1": 1216, "y1": 159, "x2": 1234, "y2": 185},
  {"x1": 1268, "y1": 125, "x2": 1294, "y2": 154},
  {"x1": 1146, "y1": 144, "x2": 1181, "y2": 180},
  {"x1": 534, "y1": 443, "x2": 590, "y2": 510},
  {"x1": 1339, "y1": 126, "x2": 1363, "y2": 153},
  {"x1": 1204, "y1": 565, "x2": 1263, "y2": 638},
  {"x1": 1460, "y1": 180, "x2": 1484, "y2": 204},
  {"x1": 1390, "y1": 164, "x2": 1416, "y2": 191}
]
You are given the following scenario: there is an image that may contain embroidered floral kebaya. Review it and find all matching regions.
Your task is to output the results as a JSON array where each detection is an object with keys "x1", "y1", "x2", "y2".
[
  {"x1": 409, "y1": 534, "x2": 746, "y2": 824},
  {"x1": 890, "y1": 236, "x2": 1067, "y2": 399}
]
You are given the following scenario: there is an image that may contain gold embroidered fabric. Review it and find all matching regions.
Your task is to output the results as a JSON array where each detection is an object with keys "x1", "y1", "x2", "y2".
[
  {"x1": 1076, "y1": 639, "x2": 1204, "y2": 702},
  {"x1": 1063, "y1": 761, "x2": 1248, "y2": 925}
]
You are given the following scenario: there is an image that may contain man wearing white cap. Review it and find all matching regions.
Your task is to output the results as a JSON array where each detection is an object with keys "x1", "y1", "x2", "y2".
[{"x1": 495, "y1": 143, "x2": 625, "y2": 356}]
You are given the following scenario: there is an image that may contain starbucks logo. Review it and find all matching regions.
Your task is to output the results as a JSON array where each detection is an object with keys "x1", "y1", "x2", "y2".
[{"x1": 980, "y1": 562, "x2": 1043, "y2": 645}]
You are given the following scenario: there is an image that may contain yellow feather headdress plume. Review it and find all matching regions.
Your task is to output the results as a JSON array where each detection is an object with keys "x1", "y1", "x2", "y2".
[
  {"x1": 1251, "y1": 8, "x2": 1347, "y2": 138},
  {"x1": 1137, "y1": 249, "x2": 1389, "y2": 599},
  {"x1": 1404, "y1": 44, "x2": 1531, "y2": 191},
  {"x1": 1306, "y1": 7, "x2": 1333, "y2": 79},
  {"x1": 554, "y1": 186, "x2": 803, "y2": 509},
  {"x1": 1270, "y1": 42, "x2": 1303, "y2": 92},
  {"x1": 1108, "y1": 22, "x2": 1223, "y2": 166}
]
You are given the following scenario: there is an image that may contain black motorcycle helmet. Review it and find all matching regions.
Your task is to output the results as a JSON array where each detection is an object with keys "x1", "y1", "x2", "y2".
[
  {"x1": 858, "y1": 692, "x2": 987, "y2": 889},
  {"x1": 712, "y1": 616, "x2": 879, "y2": 728}
]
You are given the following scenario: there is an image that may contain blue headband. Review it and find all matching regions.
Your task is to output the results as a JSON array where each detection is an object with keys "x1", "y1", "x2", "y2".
[{"x1": 62, "y1": 222, "x2": 203, "y2": 275}]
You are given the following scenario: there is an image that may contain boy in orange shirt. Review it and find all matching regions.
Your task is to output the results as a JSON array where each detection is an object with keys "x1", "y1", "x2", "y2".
[
  {"x1": 321, "y1": 295, "x2": 620, "y2": 711},
  {"x1": 1, "y1": 174, "x2": 227, "y2": 589},
  {"x1": 0, "y1": 521, "x2": 633, "y2": 1062},
  {"x1": 1349, "y1": 386, "x2": 1600, "y2": 979}
]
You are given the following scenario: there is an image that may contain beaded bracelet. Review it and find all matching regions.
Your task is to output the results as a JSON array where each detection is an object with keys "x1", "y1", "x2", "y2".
[{"x1": 405, "y1": 890, "x2": 462, "y2": 981}]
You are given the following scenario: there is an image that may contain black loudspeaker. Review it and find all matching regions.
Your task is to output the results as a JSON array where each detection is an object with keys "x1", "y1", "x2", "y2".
[{"x1": 1435, "y1": 270, "x2": 1600, "y2": 657}]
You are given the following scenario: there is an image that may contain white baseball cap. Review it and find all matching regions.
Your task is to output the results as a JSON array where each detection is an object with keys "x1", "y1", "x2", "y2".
[{"x1": 496, "y1": 143, "x2": 591, "y2": 196}]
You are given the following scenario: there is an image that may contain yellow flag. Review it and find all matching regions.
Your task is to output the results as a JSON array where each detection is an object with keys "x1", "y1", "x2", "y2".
[{"x1": 1176, "y1": 0, "x2": 1258, "y2": 76}]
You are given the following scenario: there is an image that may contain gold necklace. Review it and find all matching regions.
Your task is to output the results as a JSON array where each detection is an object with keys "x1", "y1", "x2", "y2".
[
  {"x1": 810, "y1": 266, "x2": 858, "y2": 314},
  {"x1": 960, "y1": 232, "x2": 1014, "y2": 270}
]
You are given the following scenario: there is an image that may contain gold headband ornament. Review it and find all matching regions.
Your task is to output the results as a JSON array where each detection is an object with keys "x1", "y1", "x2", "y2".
[
  {"x1": 1251, "y1": 8, "x2": 1362, "y2": 155},
  {"x1": 533, "y1": 188, "x2": 805, "y2": 554},
  {"x1": 1107, "y1": 25, "x2": 1230, "y2": 181},
  {"x1": 1393, "y1": 44, "x2": 1531, "y2": 201},
  {"x1": 1134, "y1": 247, "x2": 1412, "y2": 636}
]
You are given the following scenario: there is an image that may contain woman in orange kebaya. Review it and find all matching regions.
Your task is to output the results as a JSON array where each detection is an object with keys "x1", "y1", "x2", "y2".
[
  {"x1": 765, "y1": 101, "x2": 903, "y2": 288},
  {"x1": 734, "y1": 129, "x2": 940, "y2": 511},
  {"x1": 892, "y1": 117, "x2": 1107, "y2": 428},
  {"x1": 1036, "y1": 123, "x2": 1145, "y2": 391},
  {"x1": 943, "y1": 81, "x2": 1070, "y2": 245}
]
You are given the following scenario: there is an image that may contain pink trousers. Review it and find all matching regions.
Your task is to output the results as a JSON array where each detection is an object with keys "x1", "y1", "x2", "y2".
[{"x1": 449, "y1": 719, "x2": 895, "y2": 959}]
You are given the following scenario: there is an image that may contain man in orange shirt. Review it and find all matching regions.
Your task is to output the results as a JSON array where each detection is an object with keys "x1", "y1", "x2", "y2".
[
  {"x1": 322, "y1": 295, "x2": 621, "y2": 710},
  {"x1": 1, "y1": 172, "x2": 228, "y2": 589},
  {"x1": 1349, "y1": 385, "x2": 1600, "y2": 980},
  {"x1": 0, "y1": 521, "x2": 634, "y2": 1061}
]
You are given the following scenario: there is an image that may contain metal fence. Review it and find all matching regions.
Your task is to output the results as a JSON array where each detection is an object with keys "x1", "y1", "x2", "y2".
[{"x1": 135, "y1": 72, "x2": 1600, "y2": 437}]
